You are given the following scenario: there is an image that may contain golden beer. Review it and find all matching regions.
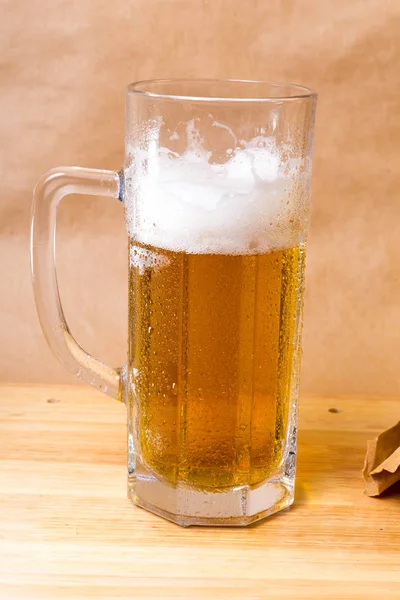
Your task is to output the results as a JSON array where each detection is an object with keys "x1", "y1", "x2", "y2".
[
  {"x1": 128, "y1": 240, "x2": 305, "y2": 489},
  {"x1": 31, "y1": 79, "x2": 316, "y2": 525}
]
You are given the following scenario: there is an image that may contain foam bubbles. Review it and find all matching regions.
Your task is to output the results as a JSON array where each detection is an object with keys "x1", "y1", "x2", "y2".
[{"x1": 125, "y1": 121, "x2": 308, "y2": 255}]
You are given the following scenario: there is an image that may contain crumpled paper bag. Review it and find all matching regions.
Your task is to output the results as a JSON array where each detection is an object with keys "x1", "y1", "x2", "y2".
[{"x1": 363, "y1": 421, "x2": 400, "y2": 497}]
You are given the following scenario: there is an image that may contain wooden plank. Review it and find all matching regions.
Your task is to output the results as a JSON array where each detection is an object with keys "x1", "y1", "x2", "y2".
[{"x1": 0, "y1": 384, "x2": 399, "y2": 600}]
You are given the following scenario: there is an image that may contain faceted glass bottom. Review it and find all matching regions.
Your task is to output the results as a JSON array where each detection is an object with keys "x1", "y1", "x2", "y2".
[{"x1": 128, "y1": 457, "x2": 295, "y2": 527}]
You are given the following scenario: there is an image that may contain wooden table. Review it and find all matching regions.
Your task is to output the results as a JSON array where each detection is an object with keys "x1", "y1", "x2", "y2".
[{"x1": 0, "y1": 384, "x2": 399, "y2": 599}]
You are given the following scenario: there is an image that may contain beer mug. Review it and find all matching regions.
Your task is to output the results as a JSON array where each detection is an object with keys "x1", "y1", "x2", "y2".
[{"x1": 31, "y1": 80, "x2": 317, "y2": 526}]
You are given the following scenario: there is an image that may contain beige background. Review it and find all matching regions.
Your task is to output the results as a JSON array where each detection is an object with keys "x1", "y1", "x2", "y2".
[{"x1": 1, "y1": 0, "x2": 399, "y2": 394}]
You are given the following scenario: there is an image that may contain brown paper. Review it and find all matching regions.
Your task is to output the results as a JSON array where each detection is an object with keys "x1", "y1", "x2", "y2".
[
  {"x1": 1, "y1": 1, "x2": 400, "y2": 392},
  {"x1": 363, "y1": 422, "x2": 400, "y2": 497}
]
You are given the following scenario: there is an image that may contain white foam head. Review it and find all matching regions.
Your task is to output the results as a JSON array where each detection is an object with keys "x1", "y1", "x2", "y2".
[{"x1": 125, "y1": 120, "x2": 309, "y2": 255}]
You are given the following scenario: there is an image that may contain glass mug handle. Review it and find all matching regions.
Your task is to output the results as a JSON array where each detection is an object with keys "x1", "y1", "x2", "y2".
[{"x1": 31, "y1": 166, "x2": 124, "y2": 399}]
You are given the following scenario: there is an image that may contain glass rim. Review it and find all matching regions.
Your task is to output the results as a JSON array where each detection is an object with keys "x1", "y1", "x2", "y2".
[{"x1": 127, "y1": 78, "x2": 317, "y2": 103}]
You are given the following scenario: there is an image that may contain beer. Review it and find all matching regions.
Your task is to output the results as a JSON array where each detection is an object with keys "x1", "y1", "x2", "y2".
[
  {"x1": 31, "y1": 78, "x2": 316, "y2": 526},
  {"x1": 125, "y1": 120, "x2": 310, "y2": 495},
  {"x1": 128, "y1": 239, "x2": 305, "y2": 489}
]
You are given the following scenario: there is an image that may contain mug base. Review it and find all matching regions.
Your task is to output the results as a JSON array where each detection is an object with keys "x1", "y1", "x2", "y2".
[{"x1": 128, "y1": 468, "x2": 294, "y2": 527}]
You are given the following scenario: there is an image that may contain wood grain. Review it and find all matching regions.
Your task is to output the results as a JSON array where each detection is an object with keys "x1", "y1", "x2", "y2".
[{"x1": 0, "y1": 384, "x2": 399, "y2": 600}]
